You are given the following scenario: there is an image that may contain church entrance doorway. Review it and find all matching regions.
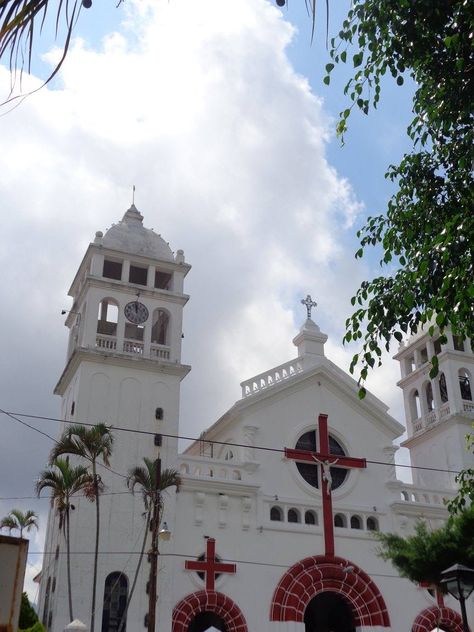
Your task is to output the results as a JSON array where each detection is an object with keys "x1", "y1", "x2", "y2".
[
  {"x1": 304, "y1": 592, "x2": 356, "y2": 632},
  {"x1": 187, "y1": 612, "x2": 227, "y2": 632}
]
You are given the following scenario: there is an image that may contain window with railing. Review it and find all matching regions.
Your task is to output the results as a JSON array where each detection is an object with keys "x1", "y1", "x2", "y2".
[{"x1": 97, "y1": 299, "x2": 118, "y2": 336}]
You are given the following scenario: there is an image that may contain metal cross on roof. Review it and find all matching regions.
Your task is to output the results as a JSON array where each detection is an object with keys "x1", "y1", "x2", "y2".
[{"x1": 301, "y1": 294, "x2": 317, "y2": 319}]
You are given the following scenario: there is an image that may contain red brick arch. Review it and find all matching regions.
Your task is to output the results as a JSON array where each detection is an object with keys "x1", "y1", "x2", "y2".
[
  {"x1": 412, "y1": 606, "x2": 465, "y2": 632},
  {"x1": 172, "y1": 590, "x2": 248, "y2": 632},
  {"x1": 270, "y1": 554, "x2": 390, "y2": 627}
]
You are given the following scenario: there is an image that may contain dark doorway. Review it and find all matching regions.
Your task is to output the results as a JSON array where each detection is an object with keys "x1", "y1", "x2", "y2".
[
  {"x1": 188, "y1": 611, "x2": 227, "y2": 632},
  {"x1": 304, "y1": 592, "x2": 356, "y2": 632}
]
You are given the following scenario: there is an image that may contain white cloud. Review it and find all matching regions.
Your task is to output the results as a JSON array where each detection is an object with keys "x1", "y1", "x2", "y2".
[{"x1": 0, "y1": 0, "x2": 409, "y2": 599}]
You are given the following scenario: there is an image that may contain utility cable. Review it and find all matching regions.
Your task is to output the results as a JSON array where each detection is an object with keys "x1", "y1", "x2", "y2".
[{"x1": 1, "y1": 409, "x2": 464, "y2": 476}]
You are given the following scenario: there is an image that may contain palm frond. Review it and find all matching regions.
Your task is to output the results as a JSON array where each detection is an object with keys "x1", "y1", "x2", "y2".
[{"x1": 0, "y1": 0, "x2": 84, "y2": 105}]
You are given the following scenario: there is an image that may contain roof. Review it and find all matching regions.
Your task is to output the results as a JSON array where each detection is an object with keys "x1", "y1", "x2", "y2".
[{"x1": 99, "y1": 204, "x2": 174, "y2": 261}]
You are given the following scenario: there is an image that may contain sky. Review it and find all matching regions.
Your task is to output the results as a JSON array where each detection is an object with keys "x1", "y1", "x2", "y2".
[{"x1": 0, "y1": 0, "x2": 415, "y2": 602}]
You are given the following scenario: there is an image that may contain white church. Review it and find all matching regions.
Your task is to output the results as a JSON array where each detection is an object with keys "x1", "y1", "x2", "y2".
[{"x1": 38, "y1": 205, "x2": 474, "y2": 632}]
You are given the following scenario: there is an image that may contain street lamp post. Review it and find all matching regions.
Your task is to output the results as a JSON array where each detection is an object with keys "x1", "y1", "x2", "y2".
[{"x1": 440, "y1": 564, "x2": 474, "y2": 632}]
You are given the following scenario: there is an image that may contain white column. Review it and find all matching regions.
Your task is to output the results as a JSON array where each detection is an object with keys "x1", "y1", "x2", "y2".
[
  {"x1": 121, "y1": 259, "x2": 130, "y2": 282},
  {"x1": 90, "y1": 252, "x2": 104, "y2": 277},
  {"x1": 147, "y1": 264, "x2": 155, "y2": 288}
]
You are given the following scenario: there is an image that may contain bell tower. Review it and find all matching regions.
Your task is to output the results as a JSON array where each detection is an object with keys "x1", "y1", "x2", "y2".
[
  {"x1": 39, "y1": 204, "x2": 190, "y2": 631},
  {"x1": 395, "y1": 328, "x2": 474, "y2": 489},
  {"x1": 57, "y1": 203, "x2": 190, "y2": 468}
]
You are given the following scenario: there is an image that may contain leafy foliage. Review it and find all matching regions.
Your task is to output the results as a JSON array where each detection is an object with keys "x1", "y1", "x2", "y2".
[
  {"x1": 0, "y1": 514, "x2": 17, "y2": 533},
  {"x1": 19, "y1": 592, "x2": 39, "y2": 629},
  {"x1": 1, "y1": 509, "x2": 38, "y2": 537},
  {"x1": 323, "y1": 0, "x2": 474, "y2": 392},
  {"x1": 50, "y1": 423, "x2": 114, "y2": 632},
  {"x1": 0, "y1": 0, "x2": 84, "y2": 102},
  {"x1": 447, "y1": 427, "x2": 474, "y2": 515},
  {"x1": 36, "y1": 457, "x2": 93, "y2": 527},
  {"x1": 36, "y1": 457, "x2": 93, "y2": 622},
  {"x1": 376, "y1": 506, "x2": 474, "y2": 588},
  {"x1": 20, "y1": 623, "x2": 46, "y2": 632},
  {"x1": 117, "y1": 459, "x2": 181, "y2": 632}
]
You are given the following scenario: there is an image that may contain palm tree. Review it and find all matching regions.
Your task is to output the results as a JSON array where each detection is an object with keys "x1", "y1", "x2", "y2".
[
  {"x1": 0, "y1": 515, "x2": 17, "y2": 534},
  {"x1": 117, "y1": 458, "x2": 181, "y2": 632},
  {"x1": 2, "y1": 509, "x2": 39, "y2": 538},
  {"x1": 36, "y1": 457, "x2": 93, "y2": 623},
  {"x1": 50, "y1": 423, "x2": 113, "y2": 632}
]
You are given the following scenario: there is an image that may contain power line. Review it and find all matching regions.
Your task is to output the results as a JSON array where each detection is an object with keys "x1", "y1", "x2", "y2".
[
  {"x1": 0, "y1": 408, "x2": 128, "y2": 481},
  {"x1": 21, "y1": 549, "x2": 411, "y2": 580},
  {"x1": 1, "y1": 409, "x2": 464, "y2": 475}
]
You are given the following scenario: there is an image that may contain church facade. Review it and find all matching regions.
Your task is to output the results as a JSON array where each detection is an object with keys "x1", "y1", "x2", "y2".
[{"x1": 38, "y1": 207, "x2": 474, "y2": 632}]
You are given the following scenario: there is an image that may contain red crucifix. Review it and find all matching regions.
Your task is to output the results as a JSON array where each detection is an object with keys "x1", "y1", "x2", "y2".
[
  {"x1": 185, "y1": 538, "x2": 236, "y2": 590},
  {"x1": 285, "y1": 413, "x2": 367, "y2": 558}
]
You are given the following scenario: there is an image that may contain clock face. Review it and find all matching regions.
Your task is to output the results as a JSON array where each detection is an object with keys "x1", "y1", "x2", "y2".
[{"x1": 124, "y1": 301, "x2": 149, "y2": 324}]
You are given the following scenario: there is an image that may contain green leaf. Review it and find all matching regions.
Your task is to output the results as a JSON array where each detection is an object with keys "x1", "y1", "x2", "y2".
[
  {"x1": 353, "y1": 52, "x2": 363, "y2": 67},
  {"x1": 325, "y1": 63, "x2": 334, "y2": 73},
  {"x1": 323, "y1": 75, "x2": 330, "y2": 86}
]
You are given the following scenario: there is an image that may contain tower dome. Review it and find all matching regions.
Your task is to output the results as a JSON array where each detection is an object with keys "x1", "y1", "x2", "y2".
[{"x1": 101, "y1": 204, "x2": 174, "y2": 261}]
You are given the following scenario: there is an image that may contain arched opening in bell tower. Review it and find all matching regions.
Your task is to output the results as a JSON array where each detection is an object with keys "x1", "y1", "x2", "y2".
[
  {"x1": 304, "y1": 591, "x2": 356, "y2": 632},
  {"x1": 97, "y1": 298, "x2": 119, "y2": 336},
  {"x1": 151, "y1": 308, "x2": 170, "y2": 345}
]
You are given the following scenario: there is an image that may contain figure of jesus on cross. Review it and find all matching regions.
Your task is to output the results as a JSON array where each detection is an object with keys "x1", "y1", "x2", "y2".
[{"x1": 285, "y1": 414, "x2": 367, "y2": 558}]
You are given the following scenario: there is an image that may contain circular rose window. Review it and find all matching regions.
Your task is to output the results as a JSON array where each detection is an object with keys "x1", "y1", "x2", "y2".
[{"x1": 295, "y1": 430, "x2": 348, "y2": 490}]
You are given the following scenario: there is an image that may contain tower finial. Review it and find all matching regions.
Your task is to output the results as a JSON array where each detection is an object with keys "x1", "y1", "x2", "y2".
[
  {"x1": 132, "y1": 184, "x2": 136, "y2": 205},
  {"x1": 301, "y1": 294, "x2": 317, "y2": 320}
]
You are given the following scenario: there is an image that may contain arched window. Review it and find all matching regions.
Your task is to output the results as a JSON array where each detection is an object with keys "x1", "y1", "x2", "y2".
[
  {"x1": 459, "y1": 369, "x2": 472, "y2": 401},
  {"x1": 101, "y1": 572, "x2": 128, "y2": 632},
  {"x1": 224, "y1": 450, "x2": 234, "y2": 461},
  {"x1": 97, "y1": 298, "x2": 118, "y2": 336},
  {"x1": 304, "y1": 510, "x2": 318, "y2": 525},
  {"x1": 294, "y1": 430, "x2": 348, "y2": 490},
  {"x1": 439, "y1": 372, "x2": 449, "y2": 403},
  {"x1": 270, "y1": 506, "x2": 283, "y2": 521},
  {"x1": 367, "y1": 516, "x2": 379, "y2": 531},
  {"x1": 453, "y1": 335, "x2": 465, "y2": 352},
  {"x1": 334, "y1": 513, "x2": 346, "y2": 528},
  {"x1": 151, "y1": 309, "x2": 169, "y2": 345},
  {"x1": 350, "y1": 515, "x2": 362, "y2": 529},
  {"x1": 425, "y1": 382, "x2": 434, "y2": 411},
  {"x1": 410, "y1": 389, "x2": 421, "y2": 421},
  {"x1": 287, "y1": 508, "x2": 301, "y2": 523}
]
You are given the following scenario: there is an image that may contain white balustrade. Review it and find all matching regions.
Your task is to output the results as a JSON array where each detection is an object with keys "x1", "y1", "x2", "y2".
[
  {"x1": 440, "y1": 402, "x2": 450, "y2": 418},
  {"x1": 177, "y1": 457, "x2": 244, "y2": 482},
  {"x1": 241, "y1": 359, "x2": 304, "y2": 397},
  {"x1": 425, "y1": 410, "x2": 437, "y2": 425},
  {"x1": 150, "y1": 343, "x2": 170, "y2": 360},
  {"x1": 463, "y1": 401, "x2": 474, "y2": 414},
  {"x1": 95, "y1": 336, "x2": 170, "y2": 362},
  {"x1": 398, "y1": 485, "x2": 452, "y2": 506},
  {"x1": 412, "y1": 419, "x2": 423, "y2": 434},
  {"x1": 123, "y1": 339, "x2": 144, "y2": 355},
  {"x1": 96, "y1": 334, "x2": 117, "y2": 350}
]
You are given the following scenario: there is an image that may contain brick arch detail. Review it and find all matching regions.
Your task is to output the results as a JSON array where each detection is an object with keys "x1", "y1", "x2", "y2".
[
  {"x1": 270, "y1": 554, "x2": 390, "y2": 627},
  {"x1": 412, "y1": 606, "x2": 465, "y2": 632},
  {"x1": 172, "y1": 590, "x2": 248, "y2": 632}
]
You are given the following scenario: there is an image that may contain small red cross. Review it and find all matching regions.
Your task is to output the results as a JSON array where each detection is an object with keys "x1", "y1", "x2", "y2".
[
  {"x1": 285, "y1": 413, "x2": 366, "y2": 558},
  {"x1": 185, "y1": 538, "x2": 236, "y2": 590}
]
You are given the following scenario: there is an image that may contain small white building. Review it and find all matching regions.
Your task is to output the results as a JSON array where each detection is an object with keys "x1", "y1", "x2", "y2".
[{"x1": 38, "y1": 206, "x2": 474, "y2": 632}]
